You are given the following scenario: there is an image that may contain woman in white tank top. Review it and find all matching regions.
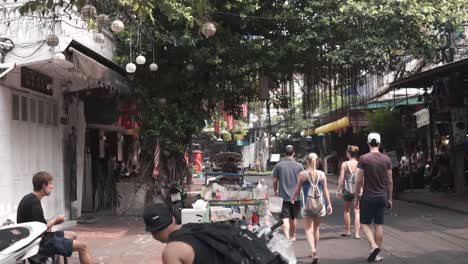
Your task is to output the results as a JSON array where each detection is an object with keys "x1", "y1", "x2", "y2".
[{"x1": 336, "y1": 145, "x2": 362, "y2": 239}]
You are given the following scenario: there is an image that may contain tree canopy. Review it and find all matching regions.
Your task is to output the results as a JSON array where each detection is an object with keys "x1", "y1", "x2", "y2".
[{"x1": 20, "y1": 0, "x2": 468, "y2": 185}]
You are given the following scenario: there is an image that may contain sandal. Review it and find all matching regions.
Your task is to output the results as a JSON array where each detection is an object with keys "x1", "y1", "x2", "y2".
[{"x1": 367, "y1": 248, "x2": 381, "y2": 262}]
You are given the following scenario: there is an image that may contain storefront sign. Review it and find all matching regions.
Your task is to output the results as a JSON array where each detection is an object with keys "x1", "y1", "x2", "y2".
[
  {"x1": 414, "y1": 108, "x2": 430, "y2": 128},
  {"x1": 21, "y1": 67, "x2": 53, "y2": 96}
]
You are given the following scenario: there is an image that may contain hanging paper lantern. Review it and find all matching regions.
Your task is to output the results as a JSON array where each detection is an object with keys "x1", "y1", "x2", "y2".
[
  {"x1": 96, "y1": 14, "x2": 110, "y2": 27},
  {"x1": 94, "y1": 32, "x2": 105, "y2": 44},
  {"x1": 136, "y1": 55, "x2": 146, "y2": 65},
  {"x1": 46, "y1": 34, "x2": 59, "y2": 47},
  {"x1": 149, "y1": 63, "x2": 158, "y2": 72},
  {"x1": 201, "y1": 22, "x2": 217, "y2": 38},
  {"x1": 111, "y1": 20, "x2": 124, "y2": 33},
  {"x1": 126, "y1": 63, "x2": 136, "y2": 73},
  {"x1": 81, "y1": 5, "x2": 97, "y2": 20},
  {"x1": 186, "y1": 64, "x2": 194, "y2": 71}
]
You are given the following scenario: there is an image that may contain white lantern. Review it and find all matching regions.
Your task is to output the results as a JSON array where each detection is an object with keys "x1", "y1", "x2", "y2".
[
  {"x1": 46, "y1": 34, "x2": 59, "y2": 47},
  {"x1": 149, "y1": 63, "x2": 158, "y2": 71},
  {"x1": 53, "y1": 52, "x2": 65, "y2": 61},
  {"x1": 81, "y1": 5, "x2": 97, "y2": 20},
  {"x1": 96, "y1": 14, "x2": 109, "y2": 27},
  {"x1": 159, "y1": 98, "x2": 167, "y2": 104},
  {"x1": 136, "y1": 55, "x2": 146, "y2": 65},
  {"x1": 111, "y1": 20, "x2": 125, "y2": 33},
  {"x1": 201, "y1": 22, "x2": 217, "y2": 38},
  {"x1": 94, "y1": 32, "x2": 105, "y2": 44},
  {"x1": 126, "y1": 63, "x2": 136, "y2": 73},
  {"x1": 186, "y1": 64, "x2": 194, "y2": 71}
]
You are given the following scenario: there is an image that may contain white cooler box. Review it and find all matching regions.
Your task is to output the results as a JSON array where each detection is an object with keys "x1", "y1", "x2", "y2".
[{"x1": 181, "y1": 208, "x2": 207, "y2": 224}]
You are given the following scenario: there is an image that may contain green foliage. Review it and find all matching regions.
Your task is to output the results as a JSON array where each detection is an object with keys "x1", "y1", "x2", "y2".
[
  {"x1": 364, "y1": 108, "x2": 405, "y2": 149},
  {"x1": 19, "y1": 0, "x2": 468, "y2": 180}
]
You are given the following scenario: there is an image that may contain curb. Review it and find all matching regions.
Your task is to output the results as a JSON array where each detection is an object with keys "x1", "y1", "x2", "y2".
[
  {"x1": 395, "y1": 197, "x2": 468, "y2": 215},
  {"x1": 327, "y1": 175, "x2": 467, "y2": 215}
]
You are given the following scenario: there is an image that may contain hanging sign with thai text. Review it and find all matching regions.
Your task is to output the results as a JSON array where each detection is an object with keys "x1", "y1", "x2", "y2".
[{"x1": 414, "y1": 108, "x2": 430, "y2": 128}]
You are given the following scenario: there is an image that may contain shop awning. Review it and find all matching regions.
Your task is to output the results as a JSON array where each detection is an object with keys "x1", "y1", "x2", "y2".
[
  {"x1": 314, "y1": 116, "x2": 350, "y2": 134},
  {"x1": 390, "y1": 57, "x2": 468, "y2": 88}
]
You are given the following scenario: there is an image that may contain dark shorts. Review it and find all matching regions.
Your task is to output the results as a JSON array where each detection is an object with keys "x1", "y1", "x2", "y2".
[
  {"x1": 280, "y1": 201, "x2": 301, "y2": 220},
  {"x1": 40, "y1": 231, "x2": 73, "y2": 257},
  {"x1": 360, "y1": 196, "x2": 387, "y2": 225},
  {"x1": 343, "y1": 192, "x2": 355, "y2": 202}
]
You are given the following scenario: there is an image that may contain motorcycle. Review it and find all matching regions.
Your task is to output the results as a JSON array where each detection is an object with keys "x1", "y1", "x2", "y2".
[
  {"x1": 170, "y1": 180, "x2": 187, "y2": 224},
  {"x1": 0, "y1": 221, "x2": 47, "y2": 264},
  {"x1": 255, "y1": 218, "x2": 297, "y2": 264}
]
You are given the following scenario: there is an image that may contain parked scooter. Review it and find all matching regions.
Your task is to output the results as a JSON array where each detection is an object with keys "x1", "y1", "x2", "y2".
[
  {"x1": 255, "y1": 219, "x2": 297, "y2": 264},
  {"x1": 170, "y1": 180, "x2": 186, "y2": 224},
  {"x1": 0, "y1": 221, "x2": 47, "y2": 264}
]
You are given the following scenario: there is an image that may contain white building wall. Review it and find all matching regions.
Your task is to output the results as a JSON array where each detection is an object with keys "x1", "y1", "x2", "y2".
[
  {"x1": 0, "y1": 69, "x2": 66, "y2": 222},
  {"x1": 0, "y1": 3, "x2": 119, "y2": 221},
  {"x1": 0, "y1": 86, "x2": 14, "y2": 221}
]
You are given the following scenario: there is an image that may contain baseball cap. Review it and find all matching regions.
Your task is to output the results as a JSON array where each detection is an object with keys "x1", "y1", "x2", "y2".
[
  {"x1": 368, "y1": 133, "x2": 381, "y2": 144},
  {"x1": 143, "y1": 204, "x2": 173, "y2": 232},
  {"x1": 285, "y1": 145, "x2": 294, "y2": 152}
]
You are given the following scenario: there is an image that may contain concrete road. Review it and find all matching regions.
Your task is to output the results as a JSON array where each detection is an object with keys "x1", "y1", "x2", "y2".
[
  {"x1": 245, "y1": 175, "x2": 468, "y2": 264},
  {"x1": 64, "y1": 175, "x2": 468, "y2": 263}
]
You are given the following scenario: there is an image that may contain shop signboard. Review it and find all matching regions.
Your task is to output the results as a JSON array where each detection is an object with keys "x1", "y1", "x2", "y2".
[
  {"x1": 414, "y1": 108, "x2": 430, "y2": 128},
  {"x1": 21, "y1": 67, "x2": 53, "y2": 96}
]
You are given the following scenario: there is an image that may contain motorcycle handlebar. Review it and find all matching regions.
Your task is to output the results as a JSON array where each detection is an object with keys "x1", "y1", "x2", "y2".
[{"x1": 270, "y1": 219, "x2": 284, "y2": 232}]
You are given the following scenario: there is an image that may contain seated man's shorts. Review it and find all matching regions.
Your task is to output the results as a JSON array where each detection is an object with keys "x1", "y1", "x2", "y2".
[{"x1": 40, "y1": 231, "x2": 73, "y2": 257}]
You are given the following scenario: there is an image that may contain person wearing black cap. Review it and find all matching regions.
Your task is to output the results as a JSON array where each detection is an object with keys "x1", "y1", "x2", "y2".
[
  {"x1": 272, "y1": 145, "x2": 304, "y2": 241},
  {"x1": 143, "y1": 203, "x2": 280, "y2": 264},
  {"x1": 145, "y1": 203, "x2": 231, "y2": 264},
  {"x1": 354, "y1": 133, "x2": 393, "y2": 262}
]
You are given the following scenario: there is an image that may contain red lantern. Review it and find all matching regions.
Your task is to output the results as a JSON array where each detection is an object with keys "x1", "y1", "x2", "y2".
[{"x1": 214, "y1": 120, "x2": 220, "y2": 135}]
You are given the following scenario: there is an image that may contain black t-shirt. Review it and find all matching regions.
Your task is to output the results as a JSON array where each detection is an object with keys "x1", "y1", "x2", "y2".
[
  {"x1": 168, "y1": 225, "x2": 224, "y2": 264},
  {"x1": 17, "y1": 193, "x2": 47, "y2": 224}
]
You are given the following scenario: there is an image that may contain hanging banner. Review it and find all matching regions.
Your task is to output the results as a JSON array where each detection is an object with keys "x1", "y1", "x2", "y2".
[{"x1": 414, "y1": 108, "x2": 430, "y2": 128}]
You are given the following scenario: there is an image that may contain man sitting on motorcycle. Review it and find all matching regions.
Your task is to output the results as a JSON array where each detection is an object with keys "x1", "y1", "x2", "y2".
[{"x1": 17, "y1": 171, "x2": 92, "y2": 264}]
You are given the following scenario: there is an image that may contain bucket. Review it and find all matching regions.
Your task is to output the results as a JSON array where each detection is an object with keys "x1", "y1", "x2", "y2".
[{"x1": 268, "y1": 196, "x2": 283, "y2": 213}]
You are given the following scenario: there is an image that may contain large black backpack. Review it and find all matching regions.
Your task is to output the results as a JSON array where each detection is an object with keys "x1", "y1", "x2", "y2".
[{"x1": 169, "y1": 223, "x2": 286, "y2": 264}]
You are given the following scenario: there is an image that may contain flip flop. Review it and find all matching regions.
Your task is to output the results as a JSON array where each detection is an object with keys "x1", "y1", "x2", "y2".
[
  {"x1": 340, "y1": 233, "x2": 351, "y2": 237},
  {"x1": 367, "y1": 248, "x2": 381, "y2": 262}
]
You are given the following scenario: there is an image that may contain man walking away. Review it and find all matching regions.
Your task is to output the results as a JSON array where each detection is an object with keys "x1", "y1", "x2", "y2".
[
  {"x1": 273, "y1": 145, "x2": 304, "y2": 241},
  {"x1": 354, "y1": 133, "x2": 393, "y2": 262}
]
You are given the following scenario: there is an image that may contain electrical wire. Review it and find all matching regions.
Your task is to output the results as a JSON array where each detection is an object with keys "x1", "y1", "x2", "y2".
[
  {"x1": 214, "y1": 11, "x2": 307, "y2": 20},
  {"x1": 9, "y1": 40, "x2": 46, "y2": 58}
]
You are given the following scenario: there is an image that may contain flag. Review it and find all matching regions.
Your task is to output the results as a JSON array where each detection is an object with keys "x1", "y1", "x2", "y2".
[{"x1": 153, "y1": 139, "x2": 160, "y2": 178}]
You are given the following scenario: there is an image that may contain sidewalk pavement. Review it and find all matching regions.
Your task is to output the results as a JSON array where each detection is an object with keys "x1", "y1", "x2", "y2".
[
  {"x1": 326, "y1": 174, "x2": 468, "y2": 215},
  {"x1": 65, "y1": 215, "x2": 164, "y2": 264},
  {"x1": 396, "y1": 190, "x2": 468, "y2": 214}
]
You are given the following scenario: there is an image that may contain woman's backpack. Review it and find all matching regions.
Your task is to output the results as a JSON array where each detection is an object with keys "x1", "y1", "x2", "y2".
[
  {"x1": 304, "y1": 171, "x2": 325, "y2": 217},
  {"x1": 344, "y1": 162, "x2": 359, "y2": 195}
]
